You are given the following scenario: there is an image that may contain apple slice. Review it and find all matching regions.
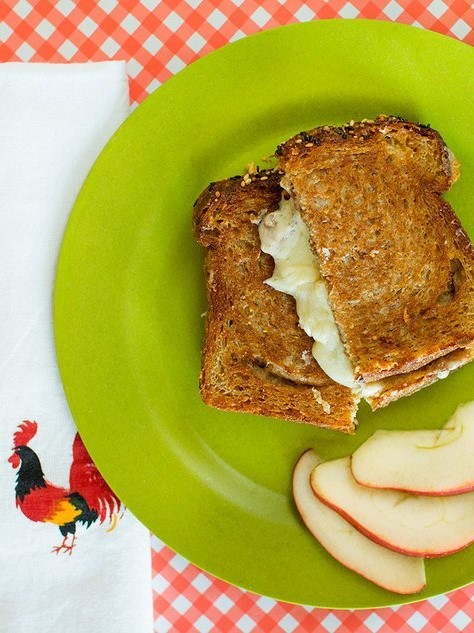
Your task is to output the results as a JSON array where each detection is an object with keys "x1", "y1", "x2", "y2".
[
  {"x1": 293, "y1": 450, "x2": 426, "y2": 594},
  {"x1": 351, "y1": 402, "x2": 474, "y2": 495},
  {"x1": 310, "y1": 456, "x2": 474, "y2": 557}
]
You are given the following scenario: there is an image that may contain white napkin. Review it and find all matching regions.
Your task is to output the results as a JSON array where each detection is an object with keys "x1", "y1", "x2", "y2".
[{"x1": 0, "y1": 63, "x2": 152, "y2": 633}]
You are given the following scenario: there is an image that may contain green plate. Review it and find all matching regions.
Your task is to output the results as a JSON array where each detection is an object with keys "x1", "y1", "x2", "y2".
[{"x1": 54, "y1": 20, "x2": 474, "y2": 608}]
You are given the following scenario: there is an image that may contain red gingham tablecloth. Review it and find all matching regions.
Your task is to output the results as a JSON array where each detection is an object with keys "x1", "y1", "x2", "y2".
[{"x1": 2, "y1": 1, "x2": 473, "y2": 631}]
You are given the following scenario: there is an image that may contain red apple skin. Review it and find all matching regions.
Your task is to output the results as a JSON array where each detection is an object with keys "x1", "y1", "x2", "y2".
[
  {"x1": 350, "y1": 403, "x2": 474, "y2": 496},
  {"x1": 349, "y1": 477, "x2": 474, "y2": 498},
  {"x1": 293, "y1": 450, "x2": 426, "y2": 594},
  {"x1": 310, "y1": 479, "x2": 474, "y2": 559}
]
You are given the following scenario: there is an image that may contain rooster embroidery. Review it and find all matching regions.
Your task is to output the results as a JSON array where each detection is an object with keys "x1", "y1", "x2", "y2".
[{"x1": 8, "y1": 420, "x2": 123, "y2": 554}]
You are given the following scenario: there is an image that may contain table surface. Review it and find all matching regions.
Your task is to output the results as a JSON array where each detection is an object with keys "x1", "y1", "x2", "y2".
[{"x1": 2, "y1": 1, "x2": 473, "y2": 631}]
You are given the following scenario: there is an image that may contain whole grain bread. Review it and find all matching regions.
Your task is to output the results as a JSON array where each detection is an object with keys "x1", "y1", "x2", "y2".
[
  {"x1": 194, "y1": 116, "x2": 474, "y2": 430},
  {"x1": 277, "y1": 115, "x2": 474, "y2": 384},
  {"x1": 367, "y1": 345, "x2": 474, "y2": 410},
  {"x1": 193, "y1": 170, "x2": 360, "y2": 432}
]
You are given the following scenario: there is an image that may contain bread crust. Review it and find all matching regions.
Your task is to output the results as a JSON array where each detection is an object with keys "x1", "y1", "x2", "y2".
[
  {"x1": 193, "y1": 170, "x2": 359, "y2": 432},
  {"x1": 367, "y1": 346, "x2": 474, "y2": 409},
  {"x1": 278, "y1": 115, "x2": 474, "y2": 383}
]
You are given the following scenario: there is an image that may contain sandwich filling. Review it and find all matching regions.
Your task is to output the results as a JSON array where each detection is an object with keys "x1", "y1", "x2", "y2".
[
  {"x1": 259, "y1": 194, "x2": 357, "y2": 389},
  {"x1": 259, "y1": 193, "x2": 384, "y2": 397}
]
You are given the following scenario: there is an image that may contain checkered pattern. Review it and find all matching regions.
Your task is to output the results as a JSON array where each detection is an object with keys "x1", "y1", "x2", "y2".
[
  {"x1": 1, "y1": 0, "x2": 473, "y2": 105},
  {"x1": 152, "y1": 535, "x2": 474, "y2": 633},
  {"x1": 1, "y1": 1, "x2": 473, "y2": 631}
]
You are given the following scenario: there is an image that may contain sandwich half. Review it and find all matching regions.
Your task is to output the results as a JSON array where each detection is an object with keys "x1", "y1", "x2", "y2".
[
  {"x1": 272, "y1": 115, "x2": 474, "y2": 408},
  {"x1": 193, "y1": 170, "x2": 360, "y2": 432}
]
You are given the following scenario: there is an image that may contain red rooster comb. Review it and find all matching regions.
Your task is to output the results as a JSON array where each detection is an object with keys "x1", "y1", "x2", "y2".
[{"x1": 13, "y1": 421, "x2": 38, "y2": 448}]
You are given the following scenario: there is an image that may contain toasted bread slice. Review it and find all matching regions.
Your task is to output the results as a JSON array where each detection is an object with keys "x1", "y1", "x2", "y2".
[
  {"x1": 367, "y1": 345, "x2": 474, "y2": 409},
  {"x1": 277, "y1": 116, "x2": 474, "y2": 391},
  {"x1": 193, "y1": 170, "x2": 360, "y2": 432}
]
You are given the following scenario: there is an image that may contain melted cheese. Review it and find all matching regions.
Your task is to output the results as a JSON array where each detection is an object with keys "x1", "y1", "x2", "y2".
[{"x1": 258, "y1": 195, "x2": 357, "y2": 389}]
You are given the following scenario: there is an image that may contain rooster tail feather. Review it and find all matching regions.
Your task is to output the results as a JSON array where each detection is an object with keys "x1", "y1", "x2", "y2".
[
  {"x1": 68, "y1": 492, "x2": 99, "y2": 528},
  {"x1": 78, "y1": 507, "x2": 99, "y2": 529},
  {"x1": 106, "y1": 512, "x2": 119, "y2": 533},
  {"x1": 69, "y1": 433, "x2": 122, "y2": 524}
]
